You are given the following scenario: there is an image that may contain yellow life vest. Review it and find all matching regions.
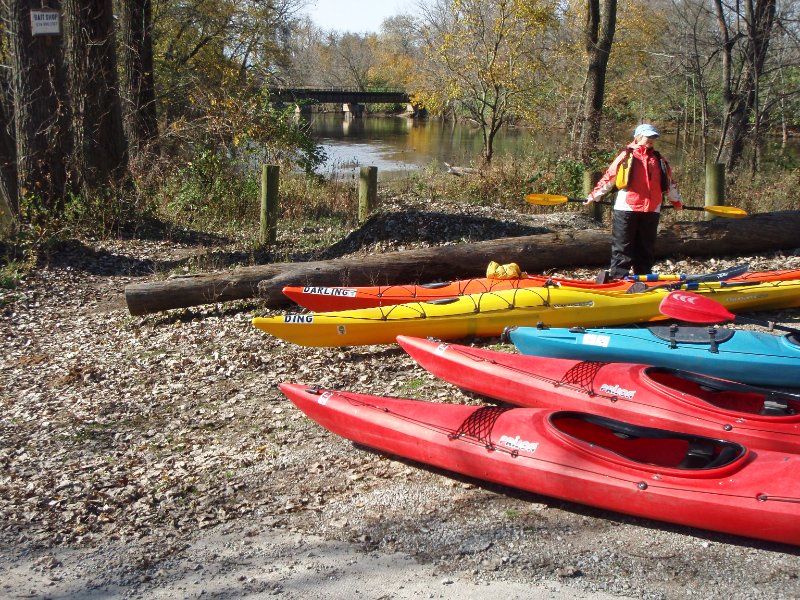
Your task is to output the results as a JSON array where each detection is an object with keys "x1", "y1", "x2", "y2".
[{"x1": 614, "y1": 148, "x2": 670, "y2": 191}]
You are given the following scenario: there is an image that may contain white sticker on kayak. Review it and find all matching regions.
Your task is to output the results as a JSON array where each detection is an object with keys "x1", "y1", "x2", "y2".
[
  {"x1": 599, "y1": 383, "x2": 636, "y2": 399},
  {"x1": 582, "y1": 333, "x2": 610, "y2": 347},
  {"x1": 302, "y1": 286, "x2": 357, "y2": 297},
  {"x1": 318, "y1": 391, "x2": 333, "y2": 405},
  {"x1": 498, "y1": 435, "x2": 539, "y2": 453},
  {"x1": 284, "y1": 314, "x2": 314, "y2": 324},
  {"x1": 435, "y1": 343, "x2": 449, "y2": 355}
]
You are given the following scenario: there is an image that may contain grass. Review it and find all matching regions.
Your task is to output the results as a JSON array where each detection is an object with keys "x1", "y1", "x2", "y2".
[
  {"x1": 2, "y1": 146, "x2": 798, "y2": 277},
  {"x1": 0, "y1": 260, "x2": 27, "y2": 290},
  {"x1": 397, "y1": 377, "x2": 429, "y2": 396}
]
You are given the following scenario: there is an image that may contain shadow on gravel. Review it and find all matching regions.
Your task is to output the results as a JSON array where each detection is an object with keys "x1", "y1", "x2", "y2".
[
  {"x1": 321, "y1": 210, "x2": 552, "y2": 260},
  {"x1": 348, "y1": 446, "x2": 800, "y2": 555},
  {"x1": 17, "y1": 210, "x2": 554, "y2": 278}
]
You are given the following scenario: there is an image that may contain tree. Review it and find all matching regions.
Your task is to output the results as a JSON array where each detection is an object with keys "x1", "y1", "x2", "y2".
[
  {"x1": 118, "y1": 0, "x2": 158, "y2": 158},
  {"x1": 62, "y1": 0, "x2": 128, "y2": 192},
  {"x1": 578, "y1": 0, "x2": 617, "y2": 162},
  {"x1": 0, "y1": 8, "x2": 18, "y2": 227},
  {"x1": 713, "y1": 0, "x2": 777, "y2": 171},
  {"x1": 9, "y1": 0, "x2": 72, "y2": 218},
  {"x1": 414, "y1": 0, "x2": 556, "y2": 163},
  {"x1": 319, "y1": 32, "x2": 378, "y2": 90},
  {"x1": 374, "y1": 15, "x2": 420, "y2": 89}
]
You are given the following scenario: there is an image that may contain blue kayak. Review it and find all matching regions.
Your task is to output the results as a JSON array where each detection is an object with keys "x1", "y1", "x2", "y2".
[{"x1": 507, "y1": 325, "x2": 800, "y2": 388}]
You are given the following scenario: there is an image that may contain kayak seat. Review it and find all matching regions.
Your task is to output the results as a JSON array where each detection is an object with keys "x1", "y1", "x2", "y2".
[
  {"x1": 760, "y1": 397, "x2": 794, "y2": 416},
  {"x1": 551, "y1": 412, "x2": 745, "y2": 469},
  {"x1": 705, "y1": 446, "x2": 741, "y2": 470},
  {"x1": 678, "y1": 439, "x2": 715, "y2": 469},
  {"x1": 788, "y1": 333, "x2": 800, "y2": 346},
  {"x1": 648, "y1": 368, "x2": 800, "y2": 416},
  {"x1": 648, "y1": 326, "x2": 734, "y2": 344}
]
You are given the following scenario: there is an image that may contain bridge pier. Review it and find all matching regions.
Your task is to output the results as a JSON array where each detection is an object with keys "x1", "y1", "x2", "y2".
[{"x1": 343, "y1": 103, "x2": 365, "y2": 118}]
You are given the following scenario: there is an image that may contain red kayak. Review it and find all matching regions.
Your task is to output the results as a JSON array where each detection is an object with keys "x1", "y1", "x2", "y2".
[
  {"x1": 282, "y1": 269, "x2": 800, "y2": 311},
  {"x1": 281, "y1": 382, "x2": 800, "y2": 545},
  {"x1": 396, "y1": 336, "x2": 800, "y2": 453}
]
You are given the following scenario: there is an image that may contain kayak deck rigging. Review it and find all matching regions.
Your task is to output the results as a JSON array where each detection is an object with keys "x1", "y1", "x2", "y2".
[
  {"x1": 427, "y1": 343, "x2": 800, "y2": 420},
  {"x1": 303, "y1": 387, "x2": 751, "y2": 475}
]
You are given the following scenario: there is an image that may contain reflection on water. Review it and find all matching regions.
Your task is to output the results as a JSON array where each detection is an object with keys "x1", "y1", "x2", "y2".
[
  {"x1": 307, "y1": 113, "x2": 544, "y2": 179},
  {"x1": 306, "y1": 113, "x2": 799, "y2": 180}
]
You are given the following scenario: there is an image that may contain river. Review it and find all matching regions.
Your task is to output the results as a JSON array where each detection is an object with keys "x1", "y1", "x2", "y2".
[
  {"x1": 307, "y1": 113, "x2": 545, "y2": 180},
  {"x1": 307, "y1": 113, "x2": 799, "y2": 181}
]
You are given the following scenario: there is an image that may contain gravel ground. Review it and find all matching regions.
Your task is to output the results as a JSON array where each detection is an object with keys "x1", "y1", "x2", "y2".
[{"x1": 2, "y1": 196, "x2": 800, "y2": 599}]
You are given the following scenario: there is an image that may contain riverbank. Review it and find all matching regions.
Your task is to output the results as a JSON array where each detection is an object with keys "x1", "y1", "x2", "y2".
[{"x1": 2, "y1": 195, "x2": 799, "y2": 599}]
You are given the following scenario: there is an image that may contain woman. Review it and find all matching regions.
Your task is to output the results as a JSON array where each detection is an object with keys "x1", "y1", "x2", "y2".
[{"x1": 585, "y1": 124, "x2": 683, "y2": 280}]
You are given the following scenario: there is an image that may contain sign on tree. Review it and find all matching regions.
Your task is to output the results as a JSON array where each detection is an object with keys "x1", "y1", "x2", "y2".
[{"x1": 30, "y1": 9, "x2": 61, "y2": 36}]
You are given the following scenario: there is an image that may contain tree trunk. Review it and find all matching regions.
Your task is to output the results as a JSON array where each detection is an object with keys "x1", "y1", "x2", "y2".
[
  {"x1": 117, "y1": 0, "x2": 158, "y2": 157},
  {"x1": 715, "y1": 0, "x2": 776, "y2": 171},
  {"x1": 10, "y1": 0, "x2": 72, "y2": 216},
  {"x1": 124, "y1": 210, "x2": 800, "y2": 316},
  {"x1": 63, "y1": 0, "x2": 128, "y2": 192},
  {"x1": 579, "y1": 0, "x2": 617, "y2": 162},
  {"x1": 0, "y1": 69, "x2": 18, "y2": 229}
]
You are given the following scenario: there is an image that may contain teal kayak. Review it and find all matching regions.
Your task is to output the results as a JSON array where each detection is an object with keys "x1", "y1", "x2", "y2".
[{"x1": 507, "y1": 325, "x2": 800, "y2": 388}]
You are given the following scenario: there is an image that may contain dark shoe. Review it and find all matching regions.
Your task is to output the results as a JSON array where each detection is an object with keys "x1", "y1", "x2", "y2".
[{"x1": 594, "y1": 270, "x2": 611, "y2": 284}]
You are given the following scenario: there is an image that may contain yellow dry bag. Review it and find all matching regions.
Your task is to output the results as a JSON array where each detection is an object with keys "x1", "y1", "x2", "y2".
[{"x1": 486, "y1": 261, "x2": 523, "y2": 279}]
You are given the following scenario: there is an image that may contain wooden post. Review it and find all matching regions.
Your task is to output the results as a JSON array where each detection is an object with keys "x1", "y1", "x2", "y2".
[
  {"x1": 260, "y1": 164, "x2": 279, "y2": 245},
  {"x1": 359, "y1": 166, "x2": 377, "y2": 223},
  {"x1": 705, "y1": 162, "x2": 725, "y2": 220},
  {"x1": 583, "y1": 170, "x2": 603, "y2": 221}
]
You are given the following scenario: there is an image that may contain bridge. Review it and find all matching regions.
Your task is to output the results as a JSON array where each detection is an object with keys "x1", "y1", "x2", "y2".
[
  {"x1": 268, "y1": 87, "x2": 410, "y2": 104},
  {"x1": 268, "y1": 87, "x2": 415, "y2": 116}
]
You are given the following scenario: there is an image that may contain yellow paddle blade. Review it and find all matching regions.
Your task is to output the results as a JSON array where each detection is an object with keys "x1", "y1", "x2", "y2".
[
  {"x1": 524, "y1": 193, "x2": 570, "y2": 206},
  {"x1": 525, "y1": 192, "x2": 748, "y2": 218},
  {"x1": 703, "y1": 205, "x2": 748, "y2": 218}
]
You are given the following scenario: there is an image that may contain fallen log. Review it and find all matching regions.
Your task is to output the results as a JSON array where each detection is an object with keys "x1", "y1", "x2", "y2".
[{"x1": 124, "y1": 210, "x2": 800, "y2": 316}]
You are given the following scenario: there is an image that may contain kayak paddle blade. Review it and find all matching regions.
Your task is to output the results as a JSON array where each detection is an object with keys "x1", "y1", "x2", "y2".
[
  {"x1": 660, "y1": 290, "x2": 800, "y2": 336},
  {"x1": 524, "y1": 193, "x2": 571, "y2": 206},
  {"x1": 659, "y1": 291, "x2": 736, "y2": 324},
  {"x1": 702, "y1": 205, "x2": 748, "y2": 218}
]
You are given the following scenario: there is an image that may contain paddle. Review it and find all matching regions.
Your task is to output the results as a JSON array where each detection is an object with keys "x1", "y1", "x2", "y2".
[
  {"x1": 625, "y1": 263, "x2": 750, "y2": 294},
  {"x1": 659, "y1": 291, "x2": 800, "y2": 336},
  {"x1": 525, "y1": 193, "x2": 748, "y2": 218}
]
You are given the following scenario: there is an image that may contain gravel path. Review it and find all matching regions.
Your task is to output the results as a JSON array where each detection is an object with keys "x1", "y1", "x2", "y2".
[{"x1": 2, "y1": 199, "x2": 800, "y2": 599}]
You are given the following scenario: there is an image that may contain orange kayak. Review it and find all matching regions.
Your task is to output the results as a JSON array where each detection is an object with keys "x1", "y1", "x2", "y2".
[{"x1": 282, "y1": 268, "x2": 800, "y2": 311}]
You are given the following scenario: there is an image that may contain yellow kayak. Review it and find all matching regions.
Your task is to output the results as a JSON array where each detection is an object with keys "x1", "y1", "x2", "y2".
[{"x1": 252, "y1": 279, "x2": 800, "y2": 347}]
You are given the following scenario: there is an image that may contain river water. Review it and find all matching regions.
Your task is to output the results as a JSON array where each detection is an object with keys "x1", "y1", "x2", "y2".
[
  {"x1": 307, "y1": 113, "x2": 546, "y2": 180},
  {"x1": 307, "y1": 113, "x2": 799, "y2": 181}
]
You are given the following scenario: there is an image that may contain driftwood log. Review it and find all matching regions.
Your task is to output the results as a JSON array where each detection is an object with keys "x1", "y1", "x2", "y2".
[{"x1": 124, "y1": 210, "x2": 800, "y2": 316}]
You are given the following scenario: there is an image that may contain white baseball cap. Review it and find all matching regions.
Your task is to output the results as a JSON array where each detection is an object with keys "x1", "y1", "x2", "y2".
[{"x1": 634, "y1": 124, "x2": 660, "y2": 138}]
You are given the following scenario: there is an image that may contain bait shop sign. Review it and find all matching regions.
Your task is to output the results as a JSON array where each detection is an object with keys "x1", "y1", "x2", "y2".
[{"x1": 30, "y1": 9, "x2": 61, "y2": 36}]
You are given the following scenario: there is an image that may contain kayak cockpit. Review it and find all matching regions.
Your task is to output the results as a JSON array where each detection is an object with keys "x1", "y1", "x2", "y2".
[
  {"x1": 645, "y1": 367, "x2": 800, "y2": 419},
  {"x1": 549, "y1": 412, "x2": 746, "y2": 474}
]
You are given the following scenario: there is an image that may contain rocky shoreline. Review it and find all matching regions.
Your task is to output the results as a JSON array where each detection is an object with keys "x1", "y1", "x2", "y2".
[{"x1": 2, "y1": 198, "x2": 799, "y2": 599}]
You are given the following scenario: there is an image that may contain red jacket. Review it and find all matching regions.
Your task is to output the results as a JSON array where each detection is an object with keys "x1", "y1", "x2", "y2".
[{"x1": 590, "y1": 144, "x2": 682, "y2": 212}]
